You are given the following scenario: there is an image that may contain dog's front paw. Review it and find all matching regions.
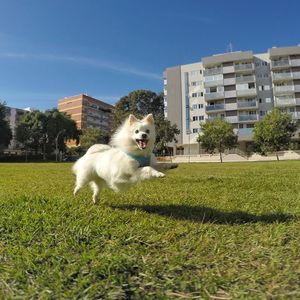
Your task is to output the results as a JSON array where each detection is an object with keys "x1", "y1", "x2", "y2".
[{"x1": 154, "y1": 171, "x2": 165, "y2": 178}]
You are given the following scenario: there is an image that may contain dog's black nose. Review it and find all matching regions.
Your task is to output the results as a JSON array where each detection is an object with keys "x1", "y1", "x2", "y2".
[{"x1": 142, "y1": 133, "x2": 148, "y2": 139}]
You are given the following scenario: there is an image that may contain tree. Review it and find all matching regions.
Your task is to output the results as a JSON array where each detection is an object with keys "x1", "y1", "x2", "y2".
[
  {"x1": 0, "y1": 102, "x2": 12, "y2": 148},
  {"x1": 112, "y1": 90, "x2": 164, "y2": 130},
  {"x1": 44, "y1": 109, "x2": 80, "y2": 157},
  {"x1": 80, "y1": 127, "x2": 103, "y2": 150},
  {"x1": 16, "y1": 109, "x2": 80, "y2": 159},
  {"x1": 112, "y1": 90, "x2": 179, "y2": 150},
  {"x1": 253, "y1": 109, "x2": 297, "y2": 161},
  {"x1": 197, "y1": 119, "x2": 238, "y2": 163},
  {"x1": 16, "y1": 110, "x2": 46, "y2": 154},
  {"x1": 154, "y1": 118, "x2": 180, "y2": 154}
]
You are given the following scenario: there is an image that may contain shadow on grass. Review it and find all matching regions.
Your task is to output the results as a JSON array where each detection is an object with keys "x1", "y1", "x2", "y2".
[{"x1": 111, "y1": 204, "x2": 295, "y2": 224}]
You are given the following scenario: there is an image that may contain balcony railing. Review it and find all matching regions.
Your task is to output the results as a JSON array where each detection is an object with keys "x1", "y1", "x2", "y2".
[
  {"x1": 236, "y1": 75, "x2": 255, "y2": 83},
  {"x1": 290, "y1": 59, "x2": 300, "y2": 67},
  {"x1": 204, "y1": 79, "x2": 224, "y2": 88},
  {"x1": 204, "y1": 91, "x2": 225, "y2": 100},
  {"x1": 272, "y1": 72, "x2": 292, "y2": 80},
  {"x1": 274, "y1": 85, "x2": 294, "y2": 93},
  {"x1": 291, "y1": 112, "x2": 300, "y2": 120},
  {"x1": 207, "y1": 116, "x2": 225, "y2": 122},
  {"x1": 238, "y1": 128, "x2": 254, "y2": 135},
  {"x1": 274, "y1": 98, "x2": 296, "y2": 106},
  {"x1": 237, "y1": 101, "x2": 258, "y2": 108},
  {"x1": 225, "y1": 116, "x2": 238, "y2": 123},
  {"x1": 235, "y1": 63, "x2": 254, "y2": 72},
  {"x1": 271, "y1": 59, "x2": 290, "y2": 68},
  {"x1": 206, "y1": 104, "x2": 225, "y2": 111},
  {"x1": 203, "y1": 67, "x2": 223, "y2": 76},
  {"x1": 239, "y1": 114, "x2": 258, "y2": 121},
  {"x1": 236, "y1": 89, "x2": 257, "y2": 97}
]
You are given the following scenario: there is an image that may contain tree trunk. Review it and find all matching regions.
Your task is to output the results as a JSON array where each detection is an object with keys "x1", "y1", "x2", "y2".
[
  {"x1": 276, "y1": 151, "x2": 279, "y2": 161},
  {"x1": 43, "y1": 142, "x2": 46, "y2": 161},
  {"x1": 219, "y1": 151, "x2": 223, "y2": 163}
]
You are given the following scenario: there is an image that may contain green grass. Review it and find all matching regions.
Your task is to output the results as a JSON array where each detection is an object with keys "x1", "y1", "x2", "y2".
[{"x1": 0, "y1": 161, "x2": 300, "y2": 299}]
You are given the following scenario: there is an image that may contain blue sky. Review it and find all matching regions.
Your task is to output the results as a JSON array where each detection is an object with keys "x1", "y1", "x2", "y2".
[{"x1": 1, "y1": 0, "x2": 300, "y2": 111}]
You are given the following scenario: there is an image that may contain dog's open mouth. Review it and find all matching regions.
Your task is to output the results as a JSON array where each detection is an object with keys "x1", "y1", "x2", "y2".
[{"x1": 136, "y1": 139, "x2": 148, "y2": 150}]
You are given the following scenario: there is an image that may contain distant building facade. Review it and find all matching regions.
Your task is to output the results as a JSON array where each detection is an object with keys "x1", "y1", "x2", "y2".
[
  {"x1": 164, "y1": 45, "x2": 300, "y2": 155},
  {"x1": 4, "y1": 106, "x2": 35, "y2": 150},
  {"x1": 57, "y1": 94, "x2": 114, "y2": 134}
]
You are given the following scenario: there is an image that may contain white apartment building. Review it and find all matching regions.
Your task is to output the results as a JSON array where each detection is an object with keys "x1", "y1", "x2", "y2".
[
  {"x1": 4, "y1": 106, "x2": 36, "y2": 150},
  {"x1": 163, "y1": 45, "x2": 300, "y2": 155}
]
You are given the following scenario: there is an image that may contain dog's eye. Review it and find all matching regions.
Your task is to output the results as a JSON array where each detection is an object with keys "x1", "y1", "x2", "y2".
[
  {"x1": 146, "y1": 129, "x2": 150, "y2": 134},
  {"x1": 135, "y1": 130, "x2": 139, "y2": 134}
]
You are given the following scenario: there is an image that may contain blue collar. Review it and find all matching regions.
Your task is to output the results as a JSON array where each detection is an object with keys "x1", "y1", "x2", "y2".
[{"x1": 126, "y1": 153, "x2": 151, "y2": 167}]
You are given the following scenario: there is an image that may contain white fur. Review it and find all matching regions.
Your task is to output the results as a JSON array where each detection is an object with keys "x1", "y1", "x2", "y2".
[{"x1": 73, "y1": 114, "x2": 165, "y2": 203}]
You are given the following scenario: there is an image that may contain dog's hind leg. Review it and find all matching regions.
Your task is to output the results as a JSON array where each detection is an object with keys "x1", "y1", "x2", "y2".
[
  {"x1": 89, "y1": 180, "x2": 103, "y2": 204},
  {"x1": 73, "y1": 173, "x2": 90, "y2": 196}
]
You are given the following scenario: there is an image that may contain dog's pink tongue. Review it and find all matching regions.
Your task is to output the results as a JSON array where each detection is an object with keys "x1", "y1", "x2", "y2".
[{"x1": 139, "y1": 140, "x2": 147, "y2": 149}]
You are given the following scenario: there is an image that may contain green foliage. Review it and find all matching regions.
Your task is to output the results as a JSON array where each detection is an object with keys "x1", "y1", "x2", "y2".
[
  {"x1": 253, "y1": 109, "x2": 298, "y2": 160},
  {"x1": 80, "y1": 127, "x2": 103, "y2": 150},
  {"x1": 112, "y1": 90, "x2": 164, "y2": 130},
  {"x1": 197, "y1": 119, "x2": 238, "y2": 162},
  {"x1": 0, "y1": 161, "x2": 299, "y2": 298},
  {"x1": 0, "y1": 102, "x2": 12, "y2": 147},
  {"x1": 16, "y1": 109, "x2": 80, "y2": 158},
  {"x1": 112, "y1": 90, "x2": 179, "y2": 150}
]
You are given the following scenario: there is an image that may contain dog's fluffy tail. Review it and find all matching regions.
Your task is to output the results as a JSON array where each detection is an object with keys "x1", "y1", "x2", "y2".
[{"x1": 72, "y1": 144, "x2": 111, "y2": 175}]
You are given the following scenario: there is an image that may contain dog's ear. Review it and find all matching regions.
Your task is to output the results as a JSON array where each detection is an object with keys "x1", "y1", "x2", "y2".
[
  {"x1": 144, "y1": 114, "x2": 154, "y2": 124},
  {"x1": 128, "y1": 114, "x2": 138, "y2": 125}
]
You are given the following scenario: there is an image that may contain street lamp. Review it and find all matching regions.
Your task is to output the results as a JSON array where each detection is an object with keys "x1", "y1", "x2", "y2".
[{"x1": 55, "y1": 129, "x2": 66, "y2": 162}]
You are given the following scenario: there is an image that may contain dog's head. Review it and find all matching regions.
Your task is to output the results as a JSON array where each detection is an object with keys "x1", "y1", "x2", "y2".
[
  {"x1": 111, "y1": 114, "x2": 156, "y2": 155},
  {"x1": 127, "y1": 114, "x2": 155, "y2": 152}
]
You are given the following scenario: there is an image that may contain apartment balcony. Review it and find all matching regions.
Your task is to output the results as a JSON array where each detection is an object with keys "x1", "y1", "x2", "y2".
[
  {"x1": 224, "y1": 90, "x2": 237, "y2": 98},
  {"x1": 291, "y1": 112, "x2": 300, "y2": 120},
  {"x1": 237, "y1": 100, "x2": 258, "y2": 109},
  {"x1": 236, "y1": 89, "x2": 257, "y2": 97},
  {"x1": 274, "y1": 97, "x2": 296, "y2": 107},
  {"x1": 204, "y1": 79, "x2": 224, "y2": 88},
  {"x1": 271, "y1": 59, "x2": 290, "y2": 69},
  {"x1": 238, "y1": 128, "x2": 254, "y2": 141},
  {"x1": 225, "y1": 103, "x2": 238, "y2": 110},
  {"x1": 222, "y1": 65, "x2": 235, "y2": 74},
  {"x1": 290, "y1": 59, "x2": 300, "y2": 67},
  {"x1": 203, "y1": 67, "x2": 223, "y2": 76},
  {"x1": 238, "y1": 114, "x2": 258, "y2": 122},
  {"x1": 206, "y1": 104, "x2": 225, "y2": 112},
  {"x1": 225, "y1": 116, "x2": 238, "y2": 123},
  {"x1": 223, "y1": 78, "x2": 236, "y2": 85},
  {"x1": 206, "y1": 116, "x2": 225, "y2": 122},
  {"x1": 204, "y1": 91, "x2": 225, "y2": 101},
  {"x1": 273, "y1": 85, "x2": 294, "y2": 94},
  {"x1": 234, "y1": 63, "x2": 254, "y2": 72},
  {"x1": 292, "y1": 71, "x2": 300, "y2": 79},
  {"x1": 236, "y1": 75, "x2": 256, "y2": 84},
  {"x1": 272, "y1": 72, "x2": 293, "y2": 81}
]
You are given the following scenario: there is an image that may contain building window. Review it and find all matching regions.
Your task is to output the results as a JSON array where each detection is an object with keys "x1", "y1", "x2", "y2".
[
  {"x1": 265, "y1": 98, "x2": 271, "y2": 103},
  {"x1": 199, "y1": 115, "x2": 204, "y2": 121},
  {"x1": 192, "y1": 104, "x2": 198, "y2": 109},
  {"x1": 198, "y1": 104, "x2": 204, "y2": 109},
  {"x1": 192, "y1": 116, "x2": 198, "y2": 121},
  {"x1": 192, "y1": 128, "x2": 198, "y2": 133}
]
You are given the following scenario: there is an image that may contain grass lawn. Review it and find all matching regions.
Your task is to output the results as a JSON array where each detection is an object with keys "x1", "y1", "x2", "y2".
[{"x1": 0, "y1": 161, "x2": 299, "y2": 299}]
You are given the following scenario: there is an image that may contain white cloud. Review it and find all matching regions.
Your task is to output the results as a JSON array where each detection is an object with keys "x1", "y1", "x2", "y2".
[{"x1": 0, "y1": 52, "x2": 162, "y2": 80}]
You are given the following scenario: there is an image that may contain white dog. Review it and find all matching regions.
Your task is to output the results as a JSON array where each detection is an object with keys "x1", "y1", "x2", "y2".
[{"x1": 73, "y1": 114, "x2": 166, "y2": 203}]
